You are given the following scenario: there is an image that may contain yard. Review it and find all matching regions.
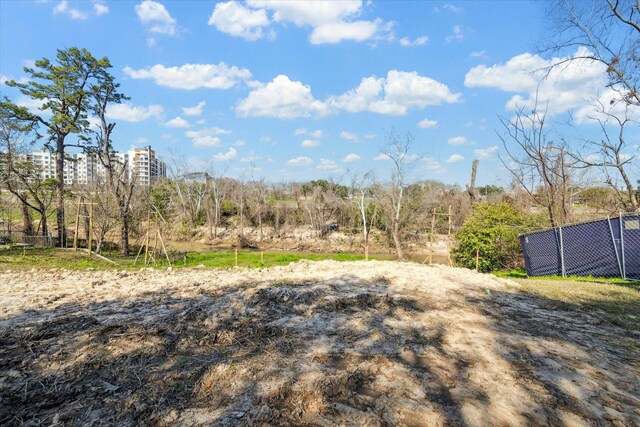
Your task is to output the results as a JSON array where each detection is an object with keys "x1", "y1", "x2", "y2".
[{"x1": 0, "y1": 258, "x2": 639, "y2": 425}]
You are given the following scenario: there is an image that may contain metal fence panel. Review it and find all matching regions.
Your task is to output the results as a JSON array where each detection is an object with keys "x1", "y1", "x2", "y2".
[
  {"x1": 621, "y1": 214, "x2": 640, "y2": 280},
  {"x1": 520, "y1": 213, "x2": 640, "y2": 280},
  {"x1": 560, "y1": 220, "x2": 620, "y2": 278},
  {"x1": 520, "y1": 230, "x2": 561, "y2": 277}
]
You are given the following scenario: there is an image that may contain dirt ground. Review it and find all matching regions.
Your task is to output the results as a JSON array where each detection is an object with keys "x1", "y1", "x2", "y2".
[{"x1": 0, "y1": 261, "x2": 639, "y2": 426}]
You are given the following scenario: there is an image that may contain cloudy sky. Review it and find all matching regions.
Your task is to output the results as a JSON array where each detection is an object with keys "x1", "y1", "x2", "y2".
[{"x1": 0, "y1": 0, "x2": 629, "y2": 185}]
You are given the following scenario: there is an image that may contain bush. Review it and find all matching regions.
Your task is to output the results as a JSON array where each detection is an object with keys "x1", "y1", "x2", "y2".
[{"x1": 452, "y1": 202, "x2": 542, "y2": 272}]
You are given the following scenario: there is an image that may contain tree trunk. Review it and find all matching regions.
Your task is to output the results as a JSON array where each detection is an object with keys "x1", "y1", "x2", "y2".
[
  {"x1": 21, "y1": 201, "x2": 33, "y2": 236},
  {"x1": 55, "y1": 137, "x2": 66, "y2": 247},
  {"x1": 618, "y1": 162, "x2": 639, "y2": 211},
  {"x1": 39, "y1": 203, "x2": 48, "y2": 237},
  {"x1": 392, "y1": 219, "x2": 404, "y2": 260},
  {"x1": 120, "y1": 208, "x2": 129, "y2": 256}
]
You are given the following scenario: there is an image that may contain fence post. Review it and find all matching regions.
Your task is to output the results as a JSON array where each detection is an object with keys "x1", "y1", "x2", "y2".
[
  {"x1": 475, "y1": 248, "x2": 479, "y2": 272},
  {"x1": 620, "y1": 212, "x2": 626, "y2": 279},
  {"x1": 558, "y1": 226, "x2": 566, "y2": 278},
  {"x1": 607, "y1": 216, "x2": 623, "y2": 278}
]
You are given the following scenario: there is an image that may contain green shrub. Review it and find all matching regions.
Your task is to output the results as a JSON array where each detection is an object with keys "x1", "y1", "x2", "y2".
[{"x1": 452, "y1": 202, "x2": 541, "y2": 272}]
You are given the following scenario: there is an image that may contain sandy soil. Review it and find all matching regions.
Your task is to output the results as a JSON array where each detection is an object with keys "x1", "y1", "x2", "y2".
[{"x1": 0, "y1": 261, "x2": 639, "y2": 426}]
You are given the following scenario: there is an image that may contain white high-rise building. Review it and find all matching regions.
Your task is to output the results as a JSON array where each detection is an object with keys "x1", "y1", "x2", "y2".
[{"x1": 24, "y1": 146, "x2": 166, "y2": 186}]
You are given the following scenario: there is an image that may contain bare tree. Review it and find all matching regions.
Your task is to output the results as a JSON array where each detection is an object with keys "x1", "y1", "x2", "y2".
[
  {"x1": 350, "y1": 172, "x2": 377, "y2": 255},
  {"x1": 375, "y1": 130, "x2": 419, "y2": 260},
  {"x1": 545, "y1": 0, "x2": 640, "y2": 106},
  {"x1": 88, "y1": 70, "x2": 134, "y2": 255},
  {"x1": 499, "y1": 106, "x2": 574, "y2": 227},
  {"x1": 0, "y1": 102, "x2": 55, "y2": 237},
  {"x1": 570, "y1": 99, "x2": 638, "y2": 210}
]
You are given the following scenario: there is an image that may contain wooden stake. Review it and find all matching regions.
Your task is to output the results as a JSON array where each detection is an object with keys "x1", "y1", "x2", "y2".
[
  {"x1": 365, "y1": 244, "x2": 369, "y2": 261},
  {"x1": 144, "y1": 207, "x2": 151, "y2": 266},
  {"x1": 260, "y1": 251, "x2": 264, "y2": 264},
  {"x1": 156, "y1": 220, "x2": 171, "y2": 267},
  {"x1": 153, "y1": 212, "x2": 159, "y2": 266},
  {"x1": 447, "y1": 204, "x2": 452, "y2": 267},
  {"x1": 88, "y1": 202, "x2": 93, "y2": 256},
  {"x1": 73, "y1": 197, "x2": 81, "y2": 252},
  {"x1": 235, "y1": 248, "x2": 238, "y2": 267},
  {"x1": 429, "y1": 207, "x2": 436, "y2": 265},
  {"x1": 475, "y1": 249, "x2": 480, "y2": 272}
]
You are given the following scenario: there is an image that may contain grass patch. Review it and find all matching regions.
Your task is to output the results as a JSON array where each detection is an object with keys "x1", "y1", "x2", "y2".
[
  {"x1": 0, "y1": 247, "x2": 382, "y2": 271},
  {"x1": 495, "y1": 268, "x2": 639, "y2": 287},
  {"x1": 505, "y1": 277, "x2": 640, "y2": 331}
]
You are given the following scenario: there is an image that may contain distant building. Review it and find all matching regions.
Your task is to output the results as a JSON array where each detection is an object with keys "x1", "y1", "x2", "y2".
[
  {"x1": 24, "y1": 145, "x2": 166, "y2": 186},
  {"x1": 119, "y1": 146, "x2": 167, "y2": 186}
]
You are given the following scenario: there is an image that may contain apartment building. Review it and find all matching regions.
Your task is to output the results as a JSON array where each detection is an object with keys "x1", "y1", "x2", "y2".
[
  {"x1": 118, "y1": 146, "x2": 167, "y2": 186},
  {"x1": 23, "y1": 146, "x2": 166, "y2": 186}
]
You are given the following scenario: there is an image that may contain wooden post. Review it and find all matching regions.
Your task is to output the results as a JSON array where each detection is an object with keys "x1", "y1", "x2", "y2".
[
  {"x1": 88, "y1": 202, "x2": 93, "y2": 256},
  {"x1": 447, "y1": 205, "x2": 452, "y2": 267},
  {"x1": 73, "y1": 197, "x2": 81, "y2": 252},
  {"x1": 365, "y1": 244, "x2": 369, "y2": 261},
  {"x1": 144, "y1": 207, "x2": 151, "y2": 266},
  {"x1": 153, "y1": 212, "x2": 159, "y2": 265},
  {"x1": 475, "y1": 249, "x2": 480, "y2": 272},
  {"x1": 260, "y1": 251, "x2": 264, "y2": 264},
  {"x1": 429, "y1": 208, "x2": 436, "y2": 264},
  {"x1": 235, "y1": 248, "x2": 238, "y2": 267}
]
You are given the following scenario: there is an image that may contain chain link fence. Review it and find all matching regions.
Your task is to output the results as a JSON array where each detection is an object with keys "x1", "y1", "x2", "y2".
[
  {"x1": 0, "y1": 230, "x2": 55, "y2": 247},
  {"x1": 520, "y1": 213, "x2": 640, "y2": 280}
]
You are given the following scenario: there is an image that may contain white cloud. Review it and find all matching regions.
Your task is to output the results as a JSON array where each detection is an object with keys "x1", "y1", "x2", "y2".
[
  {"x1": 399, "y1": 36, "x2": 428, "y2": 47},
  {"x1": 135, "y1": 0, "x2": 177, "y2": 35},
  {"x1": 209, "y1": 1, "x2": 270, "y2": 41},
  {"x1": 182, "y1": 101, "x2": 206, "y2": 116},
  {"x1": 146, "y1": 37, "x2": 157, "y2": 47},
  {"x1": 16, "y1": 96, "x2": 49, "y2": 116},
  {"x1": 317, "y1": 158, "x2": 339, "y2": 170},
  {"x1": 373, "y1": 153, "x2": 390, "y2": 161},
  {"x1": 53, "y1": 0, "x2": 88, "y2": 19},
  {"x1": 464, "y1": 47, "x2": 611, "y2": 119},
  {"x1": 301, "y1": 139, "x2": 320, "y2": 147},
  {"x1": 364, "y1": 133, "x2": 377, "y2": 139},
  {"x1": 418, "y1": 118, "x2": 437, "y2": 128},
  {"x1": 309, "y1": 20, "x2": 383, "y2": 44},
  {"x1": 424, "y1": 157, "x2": 446, "y2": 173},
  {"x1": 287, "y1": 156, "x2": 313, "y2": 166},
  {"x1": 185, "y1": 128, "x2": 230, "y2": 147},
  {"x1": 233, "y1": 140, "x2": 246, "y2": 147},
  {"x1": 93, "y1": 1, "x2": 109, "y2": 15},
  {"x1": 340, "y1": 131, "x2": 358, "y2": 142},
  {"x1": 446, "y1": 25, "x2": 464, "y2": 43},
  {"x1": 165, "y1": 116, "x2": 190, "y2": 128},
  {"x1": 474, "y1": 145, "x2": 498, "y2": 159},
  {"x1": 295, "y1": 128, "x2": 323, "y2": 138},
  {"x1": 328, "y1": 70, "x2": 460, "y2": 116},
  {"x1": 342, "y1": 153, "x2": 360, "y2": 163},
  {"x1": 446, "y1": 154, "x2": 464, "y2": 163},
  {"x1": 448, "y1": 136, "x2": 468, "y2": 145},
  {"x1": 243, "y1": 0, "x2": 391, "y2": 45},
  {"x1": 443, "y1": 3, "x2": 463, "y2": 13},
  {"x1": 105, "y1": 103, "x2": 164, "y2": 122},
  {"x1": 213, "y1": 147, "x2": 237, "y2": 161},
  {"x1": 241, "y1": 152, "x2": 263, "y2": 162},
  {"x1": 470, "y1": 50, "x2": 486, "y2": 58},
  {"x1": 123, "y1": 63, "x2": 251, "y2": 90},
  {"x1": 236, "y1": 74, "x2": 329, "y2": 118}
]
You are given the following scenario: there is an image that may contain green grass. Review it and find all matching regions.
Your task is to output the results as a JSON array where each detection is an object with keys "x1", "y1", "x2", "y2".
[
  {"x1": 496, "y1": 269, "x2": 640, "y2": 331},
  {"x1": 495, "y1": 268, "x2": 639, "y2": 286},
  {"x1": 0, "y1": 247, "x2": 383, "y2": 271}
]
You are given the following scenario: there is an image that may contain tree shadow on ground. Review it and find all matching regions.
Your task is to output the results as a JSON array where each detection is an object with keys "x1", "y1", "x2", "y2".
[{"x1": 0, "y1": 272, "x2": 639, "y2": 426}]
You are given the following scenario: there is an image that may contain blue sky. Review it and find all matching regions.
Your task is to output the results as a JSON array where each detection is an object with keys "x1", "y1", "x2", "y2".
[{"x1": 0, "y1": 0, "x2": 628, "y2": 186}]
